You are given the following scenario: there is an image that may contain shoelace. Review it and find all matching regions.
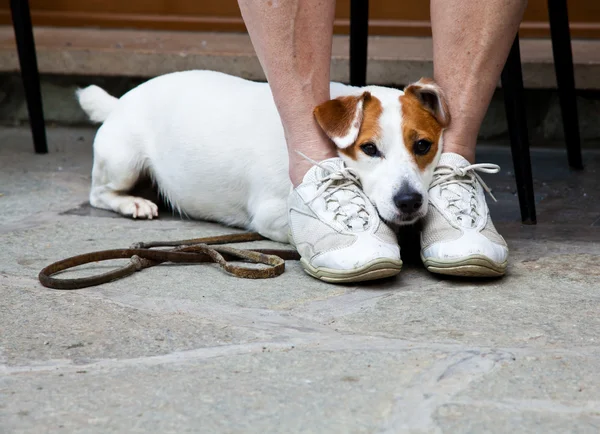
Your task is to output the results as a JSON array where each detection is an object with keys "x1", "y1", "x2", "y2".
[
  {"x1": 429, "y1": 163, "x2": 500, "y2": 227},
  {"x1": 297, "y1": 152, "x2": 370, "y2": 230}
]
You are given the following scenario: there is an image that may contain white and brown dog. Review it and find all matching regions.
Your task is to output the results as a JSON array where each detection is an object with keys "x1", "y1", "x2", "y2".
[{"x1": 77, "y1": 70, "x2": 450, "y2": 242}]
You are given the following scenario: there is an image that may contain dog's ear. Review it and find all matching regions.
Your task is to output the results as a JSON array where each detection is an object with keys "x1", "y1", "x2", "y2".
[
  {"x1": 403, "y1": 78, "x2": 450, "y2": 127},
  {"x1": 313, "y1": 92, "x2": 371, "y2": 149}
]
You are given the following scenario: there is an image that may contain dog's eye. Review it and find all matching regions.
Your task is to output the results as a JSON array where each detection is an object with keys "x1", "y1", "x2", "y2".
[
  {"x1": 360, "y1": 142, "x2": 380, "y2": 157},
  {"x1": 413, "y1": 139, "x2": 432, "y2": 155}
]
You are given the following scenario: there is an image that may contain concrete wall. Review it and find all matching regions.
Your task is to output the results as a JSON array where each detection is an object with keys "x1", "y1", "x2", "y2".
[{"x1": 2, "y1": 73, "x2": 600, "y2": 147}]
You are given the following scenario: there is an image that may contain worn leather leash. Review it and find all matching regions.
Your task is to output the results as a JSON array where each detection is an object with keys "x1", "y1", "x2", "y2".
[{"x1": 39, "y1": 232, "x2": 301, "y2": 290}]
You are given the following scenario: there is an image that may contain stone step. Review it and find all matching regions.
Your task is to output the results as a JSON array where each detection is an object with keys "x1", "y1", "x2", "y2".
[
  {"x1": 1, "y1": 26, "x2": 600, "y2": 89},
  {"x1": 1, "y1": 27, "x2": 600, "y2": 144}
]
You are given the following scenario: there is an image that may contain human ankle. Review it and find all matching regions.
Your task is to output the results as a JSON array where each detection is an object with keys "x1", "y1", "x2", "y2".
[
  {"x1": 442, "y1": 142, "x2": 476, "y2": 164},
  {"x1": 289, "y1": 139, "x2": 337, "y2": 186},
  {"x1": 288, "y1": 145, "x2": 337, "y2": 187},
  {"x1": 440, "y1": 124, "x2": 479, "y2": 164},
  {"x1": 289, "y1": 159, "x2": 315, "y2": 187}
]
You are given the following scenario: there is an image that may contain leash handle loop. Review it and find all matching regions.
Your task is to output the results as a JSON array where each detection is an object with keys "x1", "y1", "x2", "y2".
[{"x1": 38, "y1": 233, "x2": 300, "y2": 290}]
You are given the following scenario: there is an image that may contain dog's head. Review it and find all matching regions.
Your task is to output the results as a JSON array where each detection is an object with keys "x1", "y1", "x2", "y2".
[{"x1": 314, "y1": 78, "x2": 450, "y2": 225}]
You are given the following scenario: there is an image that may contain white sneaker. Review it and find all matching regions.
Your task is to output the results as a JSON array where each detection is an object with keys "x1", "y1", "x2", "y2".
[
  {"x1": 420, "y1": 153, "x2": 509, "y2": 277},
  {"x1": 288, "y1": 157, "x2": 403, "y2": 283}
]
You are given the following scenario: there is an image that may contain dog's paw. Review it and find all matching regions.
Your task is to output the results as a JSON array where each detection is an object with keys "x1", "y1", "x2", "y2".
[{"x1": 119, "y1": 197, "x2": 159, "y2": 220}]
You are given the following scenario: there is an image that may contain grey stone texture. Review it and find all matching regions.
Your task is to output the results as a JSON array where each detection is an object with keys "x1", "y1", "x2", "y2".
[{"x1": 1, "y1": 126, "x2": 600, "y2": 433}]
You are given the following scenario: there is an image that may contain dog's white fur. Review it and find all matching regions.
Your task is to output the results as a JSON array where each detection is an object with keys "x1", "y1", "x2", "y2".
[{"x1": 78, "y1": 70, "x2": 447, "y2": 242}]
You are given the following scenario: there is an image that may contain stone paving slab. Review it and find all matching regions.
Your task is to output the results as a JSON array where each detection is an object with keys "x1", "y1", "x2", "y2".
[{"x1": 1, "y1": 127, "x2": 600, "y2": 433}]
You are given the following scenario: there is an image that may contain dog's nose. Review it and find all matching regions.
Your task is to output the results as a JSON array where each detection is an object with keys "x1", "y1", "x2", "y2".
[{"x1": 394, "y1": 192, "x2": 423, "y2": 213}]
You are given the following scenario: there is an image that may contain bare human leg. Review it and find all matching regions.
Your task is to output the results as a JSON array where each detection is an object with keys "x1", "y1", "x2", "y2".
[
  {"x1": 238, "y1": 0, "x2": 403, "y2": 282},
  {"x1": 421, "y1": 0, "x2": 528, "y2": 277},
  {"x1": 237, "y1": 0, "x2": 337, "y2": 186},
  {"x1": 431, "y1": 0, "x2": 528, "y2": 163}
]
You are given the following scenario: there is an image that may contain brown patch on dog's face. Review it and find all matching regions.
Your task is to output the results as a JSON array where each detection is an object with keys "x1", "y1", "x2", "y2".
[
  {"x1": 314, "y1": 92, "x2": 383, "y2": 159},
  {"x1": 340, "y1": 95, "x2": 383, "y2": 160},
  {"x1": 401, "y1": 79, "x2": 450, "y2": 171}
]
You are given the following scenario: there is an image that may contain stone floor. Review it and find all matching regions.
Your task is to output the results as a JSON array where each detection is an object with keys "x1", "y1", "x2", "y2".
[{"x1": 1, "y1": 126, "x2": 600, "y2": 433}]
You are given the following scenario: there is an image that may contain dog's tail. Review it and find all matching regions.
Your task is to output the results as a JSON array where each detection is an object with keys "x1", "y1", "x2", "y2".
[{"x1": 76, "y1": 85, "x2": 119, "y2": 123}]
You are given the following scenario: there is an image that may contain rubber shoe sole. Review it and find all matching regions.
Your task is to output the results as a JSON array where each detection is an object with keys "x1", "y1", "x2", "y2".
[
  {"x1": 300, "y1": 257, "x2": 403, "y2": 283},
  {"x1": 421, "y1": 253, "x2": 507, "y2": 277}
]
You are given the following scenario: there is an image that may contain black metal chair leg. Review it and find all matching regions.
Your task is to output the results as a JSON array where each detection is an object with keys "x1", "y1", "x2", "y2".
[
  {"x1": 547, "y1": 0, "x2": 583, "y2": 170},
  {"x1": 10, "y1": 0, "x2": 47, "y2": 154},
  {"x1": 501, "y1": 36, "x2": 537, "y2": 225},
  {"x1": 349, "y1": 0, "x2": 369, "y2": 87}
]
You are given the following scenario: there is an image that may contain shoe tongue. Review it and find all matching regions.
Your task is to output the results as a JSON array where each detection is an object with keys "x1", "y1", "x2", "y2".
[
  {"x1": 302, "y1": 157, "x2": 369, "y2": 231},
  {"x1": 438, "y1": 152, "x2": 470, "y2": 168},
  {"x1": 302, "y1": 157, "x2": 346, "y2": 184},
  {"x1": 437, "y1": 154, "x2": 477, "y2": 228}
]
